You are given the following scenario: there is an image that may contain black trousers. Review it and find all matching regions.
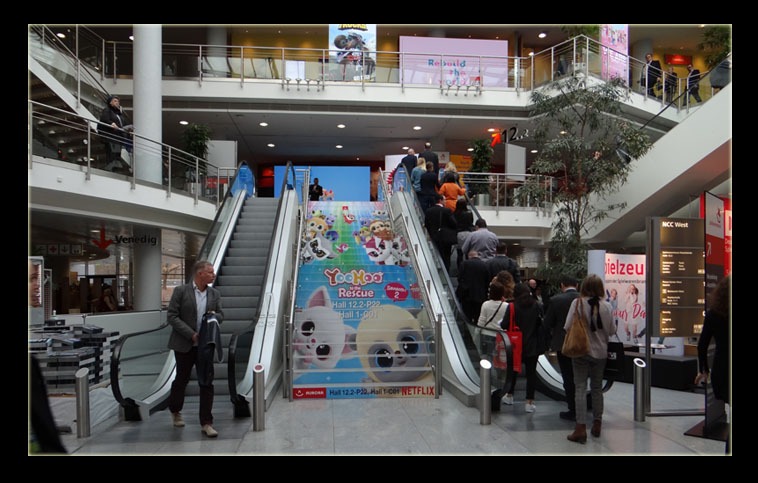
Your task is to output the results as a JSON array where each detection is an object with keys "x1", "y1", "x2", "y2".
[
  {"x1": 168, "y1": 346, "x2": 215, "y2": 426},
  {"x1": 557, "y1": 351, "x2": 576, "y2": 413},
  {"x1": 503, "y1": 354, "x2": 538, "y2": 400}
]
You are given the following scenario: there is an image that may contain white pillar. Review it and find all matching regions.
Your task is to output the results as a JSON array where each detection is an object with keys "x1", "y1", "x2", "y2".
[
  {"x1": 132, "y1": 227, "x2": 162, "y2": 311},
  {"x1": 133, "y1": 24, "x2": 163, "y2": 184}
]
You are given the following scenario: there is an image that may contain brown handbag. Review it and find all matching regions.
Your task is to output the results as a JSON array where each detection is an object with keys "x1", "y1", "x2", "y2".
[{"x1": 561, "y1": 301, "x2": 590, "y2": 358}]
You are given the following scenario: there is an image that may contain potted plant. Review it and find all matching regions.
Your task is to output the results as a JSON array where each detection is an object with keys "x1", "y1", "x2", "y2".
[
  {"x1": 468, "y1": 138, "x2": 493, "y2": 206},
  {"x1": 178, "y1": 123, "x2": 212, "y2": 190}
]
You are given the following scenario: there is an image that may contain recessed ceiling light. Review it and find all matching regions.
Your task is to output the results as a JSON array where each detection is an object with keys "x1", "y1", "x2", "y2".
[
  {"x1": 538, "y1": 32, "x2": 547, "y2": 39},
  {"x1": 413, "y1": 126, "x2": 422, "y2": 131},
  {"x1": 179, "y1": 120, "x2": 189, "y2": 125},
  {"x1": 467, "y1": 148, "x2": 474, "y2": 152},
  {"x1": 337, "y1": 124, "x2": 346, "y2": 129},
  {"x1": 259, "y1": 122, "x2": 268, "y2": 127},
  {"x1": 336, "y1": 145, "x2": 343, "y2": 149},
  {"x1": 531, "y1": 149, "x2": 538, "y2": 153},
  {"x1": 402, "y1": 146, "x2": 409, "y2": 150},
  {"x1": 529, "y1": 52, "x2": 535, "y2": 57},
  {"x1": 129, "y1": 35, "x2": 134, "y2": 41},
  {"x1": 487, "y1": 128, "x2": 497, "y2": 132},
  {"x1": 267, "y1": 143, "x2": 275, "y2": 148},
  {"x1": 56, "y1": 32, "x2": 66, "y2": 39},
  {"x1": 560, "y1": 130, "x2": 567, "y2": 135}
]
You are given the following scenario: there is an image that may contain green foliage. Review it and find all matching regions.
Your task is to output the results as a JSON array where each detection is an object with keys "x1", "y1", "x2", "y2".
[
  {"x1": 469, "y1": 138, "x2": 493, "y2": 172},
  {"x1": 698, "y1": 25, "x2": 731, "y2": 70},
  {"x1": 467, "y1": 138, "x2": 493, "y2": 195},
  {"x1": 560, "y1": 25, "x2": 599, "y2": 39},
  {"x1": 522, "y1": 75, "x2": 652, "y2": 288},
  {"x1": 181, "y1": 123, "x2": 212, "y2": 160}
]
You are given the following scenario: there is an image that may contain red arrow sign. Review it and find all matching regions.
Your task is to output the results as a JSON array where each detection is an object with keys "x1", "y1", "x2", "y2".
[{"x1": 92, "y1": 226, "x2": 113, "y2": 250}]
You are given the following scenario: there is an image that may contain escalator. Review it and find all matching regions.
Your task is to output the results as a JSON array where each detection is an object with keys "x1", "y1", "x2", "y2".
[
  {"x1": 384, "y1": 168, "x2": 580, "y2": 406},
  {"x1": 110, "y1": 164, "x2": 301, "y2": 420}
]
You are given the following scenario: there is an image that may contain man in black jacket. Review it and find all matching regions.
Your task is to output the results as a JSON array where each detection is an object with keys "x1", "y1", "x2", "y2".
[
  {"x1": 424, "y1": 193, "x2": 457, "y2": 272},
  {"x1": 542, "y1": 275, "x2": 580, "y2": 421},
  {"x1": 640, "y1": 53, "x2": 662, "y2": 97},
  {"x1": 487, "y1": 241, "x2": 521, "y2": 283},
  {"x1": 686, "y1": 64, "x2": 702, "y2": 104},
  {"x1": 98, "y1": 95, "x2": 132, "y2": 172},
  {"x1": 419, "y1": 142, "x2": 440, "y2": 177}
]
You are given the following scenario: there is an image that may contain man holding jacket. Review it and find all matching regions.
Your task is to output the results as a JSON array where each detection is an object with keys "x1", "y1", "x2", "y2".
[{"x1": 167, "y1": 260, "x2": 224, "y2": 438}]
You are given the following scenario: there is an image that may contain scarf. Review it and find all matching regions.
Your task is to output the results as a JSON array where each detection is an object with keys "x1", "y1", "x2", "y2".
[{"x1": 587, "y1": 296, "x2": 602, "y2": 332}]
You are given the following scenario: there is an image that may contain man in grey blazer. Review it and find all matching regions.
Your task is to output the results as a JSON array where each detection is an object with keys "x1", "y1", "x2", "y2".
[
  {"x1": 543, "y1": 275, "x2": 579, "y2": 421},
  {"x1": 167, "y1": 260, "x2": 224, "y2": 437}
]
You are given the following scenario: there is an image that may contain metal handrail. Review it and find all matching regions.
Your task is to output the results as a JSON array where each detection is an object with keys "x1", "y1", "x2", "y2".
[{"x1": 28, "y1": 100, "x2": 228, "y2": 206}]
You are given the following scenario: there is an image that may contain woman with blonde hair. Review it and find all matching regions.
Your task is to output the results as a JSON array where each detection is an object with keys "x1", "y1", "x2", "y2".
[{"x1": 564, "y1": 274, "x2": 616, "y2": 443}]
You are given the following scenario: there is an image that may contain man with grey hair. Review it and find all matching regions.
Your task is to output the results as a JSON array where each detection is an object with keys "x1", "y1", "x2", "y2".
[{"x1": 167, "y1": 260, "x2": 224, "y2": 438}]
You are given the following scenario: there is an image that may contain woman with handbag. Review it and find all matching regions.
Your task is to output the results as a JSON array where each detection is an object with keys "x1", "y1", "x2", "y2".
[
  {"x1": 564, "y1": 274, "x2": 616, "y2": 443},
  {"x1": 499, "y1": 282, "x2": 543, "y2": 413}
]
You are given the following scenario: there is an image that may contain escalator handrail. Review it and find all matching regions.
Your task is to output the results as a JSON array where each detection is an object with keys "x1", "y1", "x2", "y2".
[
  {"x1": 109, "y1": 320, "x2": 169, "y2": 407},
  {"x1": 227, "y1": 161, "x2": 299, "y2": 403}
]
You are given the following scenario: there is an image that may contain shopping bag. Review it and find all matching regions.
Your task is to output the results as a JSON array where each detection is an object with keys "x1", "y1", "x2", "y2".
[
  {"x1": 493, "y1": 332, "x2": 508, "y2": 370},
  {"x1": 562, "y1": 301, "x2": 590, "y2": 358},
  {"x1": 506, "y1": 302, "x2": 522, "y2": 373}
]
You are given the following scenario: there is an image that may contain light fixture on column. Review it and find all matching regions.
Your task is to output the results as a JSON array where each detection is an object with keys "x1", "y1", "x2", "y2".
[
  {"x1": 285, "y1": 78, "x2": 291, "y2": 91},
  {"x1": 305, "y1": 78, "x2": 312, "y2": 91},
  {"x1": 295, "y1": 78, "x2": 302, "y2": 91}
]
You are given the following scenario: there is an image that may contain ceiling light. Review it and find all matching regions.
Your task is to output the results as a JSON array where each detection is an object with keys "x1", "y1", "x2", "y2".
[
  {"x1": 129, "y1": 35, "x2": 134, "y2": 41},
  {"x1": 402, "y1": 146, "x2": 409, "y2": 151},
  {"x1": 259, "y1": 122, "x2": 268, "y2": 127},
  {"x1": 487, "y1": 128, "x2": 497, "y2": 132},
  {"x1": 413, "y1": 126, "x2": 422, "y2": 131},
  {"x1": 267, "y1": 143, "x2": 275, "y2": 148},
  {"x1": 179, "y1": 120, "x2": 189, "y2": 125},
  {"x1": 337, "y1": 124, "x2": 346, "y2": 129},
  {"x1": 531, "y1": 149, "x2": 538, "y2": 153},
  {"x1": 560, "y1": 130, "x2": 567, "y2": 135},
  {"x1": 467, "y1": 148, "x2": 474, "y2": 152},
  {"x1": 56, "y1": 32, "x2": 66, "y2": 39},
  {"x1": 529, "y1": 52, "x2": 535, "y2": 57},
  {"x1": 336, "y1": 145, "x2": 343, "y2": 149},
  {"x1": 538, "y1": 32, "x2": 547, "y2": 39}
]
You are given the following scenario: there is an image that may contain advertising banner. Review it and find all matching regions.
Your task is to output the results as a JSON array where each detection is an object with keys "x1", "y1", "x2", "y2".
[
  {"x1": 292, "y1": 201, "x2": 434, "y2": 399},
  {"x1": 600, "y1": 24, "x2": 629, "y2": 82},
  {"x1": 399, "y1": 36, "x2": 509, "y2": 87},
  {"x1": 328, "y1": 24, "x2": 377, "y2": 82},
  {"x1": 604, "y1": 253, "x2": 646, "y2": 345}
]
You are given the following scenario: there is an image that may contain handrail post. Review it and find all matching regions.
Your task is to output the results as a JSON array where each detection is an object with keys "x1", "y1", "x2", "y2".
[
  {"x1": 435, "y1": 313, "x2": 442, "y2": 398},
  {"x1": 633, "y1": 357, "x2": 647, "y2": 422},
  {"x1": 479, "y1": 359, "x2": 492, "y2": 425},
  {"x1": 252, "y1": 363, "x2": 265, "y2": 431},
  {"x1": 75, "y1": 367, "x2": 91, "y2": 438}
]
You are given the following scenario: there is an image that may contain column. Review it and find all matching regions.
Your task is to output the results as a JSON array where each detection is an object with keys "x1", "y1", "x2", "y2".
[
  {"x1": 132, "y1": 227, "x2": 162, "y2": 311},
  {"x1": 133, "y1": 24, "x2": 163, "y2": 184}
]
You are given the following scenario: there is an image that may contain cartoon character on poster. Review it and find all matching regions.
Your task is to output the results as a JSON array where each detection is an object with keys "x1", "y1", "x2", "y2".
[
  {"x1": 301, "y1": 209, "x2": 340, "y2": 264},
  {"x1": 362, "y1": 219, "x2": 410, "y2": 266},
  {"x1": 293, "y1": 287, "x2": 356, "y2": 370},
  {"x1": 356, "y1": 305, "x2": 433, "y2": 387}
]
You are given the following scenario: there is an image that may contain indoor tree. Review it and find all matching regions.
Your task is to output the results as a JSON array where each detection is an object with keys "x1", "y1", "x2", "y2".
[
  {"x1": 516, "y1": 75, "x2": 652, "y2": 288},
  {"x1": 466, "y1": 138, "x2": 493, "y2": 198}
]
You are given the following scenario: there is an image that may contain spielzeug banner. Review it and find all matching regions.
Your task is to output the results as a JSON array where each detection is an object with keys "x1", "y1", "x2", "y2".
[{"x1": 292, "y1": 201, "x2": 435, "y2": 399}]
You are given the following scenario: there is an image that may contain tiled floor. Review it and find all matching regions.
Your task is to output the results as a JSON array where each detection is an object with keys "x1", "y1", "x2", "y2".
[{"x1": 57, "y1": 381, "x2": 729, "y2": 456}]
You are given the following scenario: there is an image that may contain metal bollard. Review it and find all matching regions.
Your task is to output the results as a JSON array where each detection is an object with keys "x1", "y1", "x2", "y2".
[
  {"x1": 75, "y1": 367, "x2": 91, "y2": 438},
  {"x1": 633, "y1": 358, "x2": 647, "y2": 422},
  {"x1": 479, "y1": 359, "x2": 492, "y2": 425},
  {"x1": 252, "y1": 364, "x2": 265, "y2": 431}
]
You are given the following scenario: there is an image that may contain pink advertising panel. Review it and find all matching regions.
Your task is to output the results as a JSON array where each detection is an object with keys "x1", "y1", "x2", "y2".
[
  {"x1": 400, "y1": 36, "x2": 509, "y2": 87},
  {"x1": 600, "y1": 24, "x2": 629, "y2": 82}
]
